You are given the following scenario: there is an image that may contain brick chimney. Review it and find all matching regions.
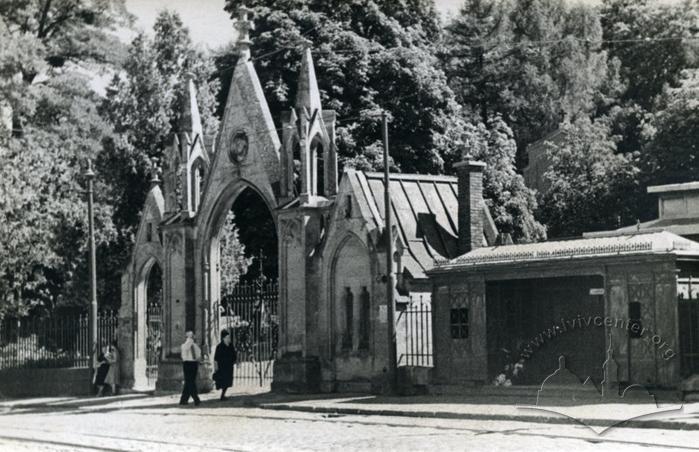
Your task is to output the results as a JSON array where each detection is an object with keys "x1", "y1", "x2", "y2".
[{"x1": 454, "y1": 159, "x2": 486, "y2": 254}]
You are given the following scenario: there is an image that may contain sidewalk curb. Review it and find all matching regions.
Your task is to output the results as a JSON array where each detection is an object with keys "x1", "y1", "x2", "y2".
[{"x1": 257, "y1": 403, "x2": 699, "y2": 431}]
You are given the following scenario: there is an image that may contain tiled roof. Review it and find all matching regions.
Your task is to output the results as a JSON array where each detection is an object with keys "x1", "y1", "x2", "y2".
[
  {"x1": 433, "y1": 230, "x2": 699, "y2": 271},
  {"x1": 351, "y1": 171, "x2": 497, "y2": 279}
]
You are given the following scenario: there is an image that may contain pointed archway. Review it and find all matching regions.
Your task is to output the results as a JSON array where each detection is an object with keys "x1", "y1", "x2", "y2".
[
  {"x1": 132, "y1": 256, "x2": 163, "y2": 390},
  {"x1": 199, "y1": 182, "x2": 279, "y2": 388}
]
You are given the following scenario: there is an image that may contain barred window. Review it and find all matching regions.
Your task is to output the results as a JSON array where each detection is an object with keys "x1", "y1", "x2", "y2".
[{"x1": 450, "y1": 308, "x2": 469, "y2": 339}]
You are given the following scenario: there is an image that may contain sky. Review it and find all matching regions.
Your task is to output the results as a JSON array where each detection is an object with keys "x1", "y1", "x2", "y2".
[
  {"x1": 123, "y1": 0, "x2": 466, "y2": 49},
  {"x1": 121, "y1": 0, "x2": 685, "y2": 50}
]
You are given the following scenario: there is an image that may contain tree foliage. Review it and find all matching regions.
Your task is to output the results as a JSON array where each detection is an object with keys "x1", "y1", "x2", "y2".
[
  {"x1": 537, "y1": 117, "x2": 640, "y2": 237},
  {"x1": 444, "y1": 0, "x2": 622, "y2": 161},
  {"x1": 100, "y1": 11, "x2": 219, "y2": 232},
  {"x1": 0, "y1": 2, "x2": 131, "y2": 316},
  {"x1": 0, "y1": 0, "x2": 131, "y2": 81},
  {"x1": 640, "y1": 69, "x2": 699, "y2": 187},
  {"x1": 601, "y1": 0, "x2": 699, "y2": 110},
  {"x1": 216, "y1": 0, "x2": 545, "y2": 242},
  {"x1": 92, "y1": 11, "x2": 222, "y2": 309},
  {"x1": 601, "y1": 0, "x2": 699, "y2": 156},
  {"x1": 219, "y1": 212, "x2": 251, "y2": 295},
  {"x1": 459, "y1": 115, "x2": 546, "y2": 242},
  {"x1": 220, "y1": 0, "x2": 463, "y2": 174}
]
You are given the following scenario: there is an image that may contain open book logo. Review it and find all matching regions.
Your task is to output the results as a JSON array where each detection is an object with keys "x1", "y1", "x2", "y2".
[{"x1": 518, "y1": 339, "x2": 683, "y2": 434}]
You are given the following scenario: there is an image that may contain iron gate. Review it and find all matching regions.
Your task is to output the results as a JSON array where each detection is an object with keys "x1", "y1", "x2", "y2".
[
  {"x1": 146, "y1": 304, "x2": 162, "y2": 388},
  {"x1": 218, "y1": 279, "x2": 278, "y2": 388},
  {"x1": 678, "y1": 277, "x2": 699, "y2": 377}
]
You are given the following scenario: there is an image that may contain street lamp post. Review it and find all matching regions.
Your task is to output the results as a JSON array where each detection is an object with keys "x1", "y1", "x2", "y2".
[
  {"x1": 383, "y1": 111, "x2": 397, "y2": 393},
  {"x1": 84, "y1": 160, "x2": 98, "y2": 378}
]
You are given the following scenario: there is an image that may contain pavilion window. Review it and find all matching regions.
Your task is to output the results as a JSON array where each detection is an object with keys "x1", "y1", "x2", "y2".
[{"x1": 450, "y1": 307, "x2": 469, "y2": 339}]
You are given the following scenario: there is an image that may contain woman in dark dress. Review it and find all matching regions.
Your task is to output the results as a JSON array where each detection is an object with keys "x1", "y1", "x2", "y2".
[
  {"x1": 93, "y1": 345, "x2": 110, "y2": 397},
  {"x1": 213, "y1": 330, "x2": 237, "y2": 400}
]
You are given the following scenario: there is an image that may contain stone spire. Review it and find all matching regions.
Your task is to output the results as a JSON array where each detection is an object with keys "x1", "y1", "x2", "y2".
[
  {"x1": 149, "y1": 158, "x2": 162, "y2": 188},
  {"x1": 179, "y1": 74, "x2": 203, "y2": 138},
  {"x1": 295, "y1": 47, "x2": 322, "y2": 114},
  {"x1": 234, "y1": 5, "x2": 254, "y2": 61}
]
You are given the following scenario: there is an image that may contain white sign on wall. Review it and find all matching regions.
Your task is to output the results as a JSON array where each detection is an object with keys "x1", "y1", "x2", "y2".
[{"x1": 378, "y1": 305, "x2": 387, "y2": 323}]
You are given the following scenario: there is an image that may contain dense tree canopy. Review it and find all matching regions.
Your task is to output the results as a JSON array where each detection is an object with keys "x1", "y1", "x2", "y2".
[
  {"x1": 459, "y1": 115, "x2": 546, "y2": 242},
  {"x1": 4, "y1": 0, "x2": 699, "y2": 313},
  {"x1": 641, "y1": 69, "x2": 699, "y2": 187},
  {"x1": 601, "y1": 0, "x2": 699, "y2": 156},
  {"x1": 601, "y1": 0, "x2": 699, "y2": 110},
  {"x1": 101, "y1": 11, "x2": 219, "y2": 232},
  {"x1": 0, "y1": 1, "x2": 130, "y2": 316},
  {"x1": 537, "y1": 117, "x2": 640, "y2": 237},
  {"x1": 216, "y1": 0, "x2": 544, "y2": 241},
  {"x1": 95, "y1": 11, "x2": 221, "y2": 306},
  {"x1": 444, "y1": 0, "x2": 622, "y2": 162},
  {"x1": 220, "y1": 0, "x2": 463, "y2": 174},
  {"x1": 0, "y1": 0, "x2": 130, "y2": 77}
]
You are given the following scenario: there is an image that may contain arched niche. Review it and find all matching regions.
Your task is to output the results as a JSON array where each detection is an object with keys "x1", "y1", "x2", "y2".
[{"x1": 330, "y1": 234, "x2": 372, "y2": 355}]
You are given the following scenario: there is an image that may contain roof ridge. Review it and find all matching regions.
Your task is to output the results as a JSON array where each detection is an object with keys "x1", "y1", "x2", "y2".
[
  {"x1": 434, "y1": 230, "x2": 699, "y2": 269},
  {"x1": 362, "y1": 171, "x2": 457, "y2": 182}
]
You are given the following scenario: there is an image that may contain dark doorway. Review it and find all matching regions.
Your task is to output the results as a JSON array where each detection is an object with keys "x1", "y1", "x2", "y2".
[
  {"x1": 218, "y1": 186, "x2": 279, "y2": 388},
  {"x1": 486, "y1": 276, "x2": 606, "y2": 386},
  {"x1": 230, "y1": 187, "x2": 278, "y2": 283}
]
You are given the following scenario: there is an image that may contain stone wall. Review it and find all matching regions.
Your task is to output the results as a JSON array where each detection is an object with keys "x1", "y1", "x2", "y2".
[
  {"x1": 606, "y1": 261, "x2": 680, "y2": 387},
  {"x1": 0, "y1": 368, "x2": 91, "y2": 398},
  {"x1": 431, "y1": 277, "x2": 487, "y2": 385}
]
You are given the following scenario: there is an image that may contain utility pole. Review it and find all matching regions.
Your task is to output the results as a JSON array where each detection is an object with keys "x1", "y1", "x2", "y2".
[
  {"x1": 84, "y1": 160, "x2": 98, "y2": 380},
  {"x1": 383, "y1": 111, "x2": 397, "y2": 393}
]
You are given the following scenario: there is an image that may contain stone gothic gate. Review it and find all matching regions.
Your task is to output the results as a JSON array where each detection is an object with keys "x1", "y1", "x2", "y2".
[
  {"x1": 118, "y1": 6, "x2": 460, "y2": 394},
  {"x1": 118, "y1": 7, "x2": 339, "y2": 393}
]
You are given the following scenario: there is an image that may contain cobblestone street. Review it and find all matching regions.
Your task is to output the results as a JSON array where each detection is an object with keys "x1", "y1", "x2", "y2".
[{"x1": 0, "y1": 393, "x2": 697, "y2": 451}]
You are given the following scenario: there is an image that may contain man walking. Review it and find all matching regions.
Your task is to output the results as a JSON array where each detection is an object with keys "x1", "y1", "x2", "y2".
[{"x1": 179, "y1": 330, "x2": 202, "y2": 406}]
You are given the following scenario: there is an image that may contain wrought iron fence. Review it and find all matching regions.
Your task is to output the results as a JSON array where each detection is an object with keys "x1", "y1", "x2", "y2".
[
  {"x1": 146, "y1": 304, "x2": 162, "y2": 388},
  {"x1": 0, "y1": 311, "x2": 118, "y2": 370},
  {"x1": 217, "y1": 279, "x2": 279, "y2": 387},
  {"x1": 396, "y1": 294, "x2": 433, "y2": 367}
]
